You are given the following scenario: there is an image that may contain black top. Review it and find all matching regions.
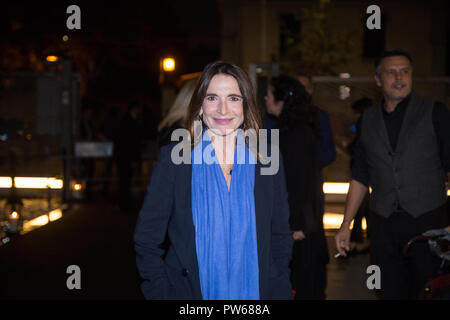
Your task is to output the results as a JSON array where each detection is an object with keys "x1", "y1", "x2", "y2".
[
  {"x1": 352, "y1": 94, "x2": 450, "y2": 187},
  {"x1": 279, "y1": 121, "x2": 322, "y2": 234}
]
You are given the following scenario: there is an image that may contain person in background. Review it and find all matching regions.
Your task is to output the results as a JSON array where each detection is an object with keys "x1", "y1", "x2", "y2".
[
  {"x1": 78, "y1": 106, "x2": 96, "y2": 201},
  {"x1": 134, "y1": 61, "x2": 293, "y2": 300},
  {"x1": 335, "y1": 49, "x2": 450, "y2": 299},
  {"x1": 157, "y1": 78, "x2": 198, "y2": 148},
  {"x1": 296, "y1": 72, "x2": 336, "y2": 220},
  {"x1": 99, "y1": 106, "x2": 120, "y2": 198},
  {"x1": 296, "y1": 72, "x2": 336, "y2": 170},
  {"x1": 266, "y1": 75, "x2": 328, "y2": 299},
  {"x1": 116, "y1": 101, "x2": 143, "y2": 212}
]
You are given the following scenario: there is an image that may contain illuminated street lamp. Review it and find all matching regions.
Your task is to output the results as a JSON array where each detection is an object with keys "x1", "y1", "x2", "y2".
[
  {"x1": 159, "y1": 56, "x2": 177, "y2": 117},
  {"x1": 46, "y1": 55, "x2": 59, "y2": 63},
  {"x1": 162, "y1": 57, "x2": 175, "y2": 72},
  {"x1": 4, "y1": 199, "x2": 24, "y2": 235}
]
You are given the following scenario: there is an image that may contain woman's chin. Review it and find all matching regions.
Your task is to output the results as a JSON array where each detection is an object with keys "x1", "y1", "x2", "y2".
[{"x1": 207, "y1": 127, "x2": 238, "y2": 137}]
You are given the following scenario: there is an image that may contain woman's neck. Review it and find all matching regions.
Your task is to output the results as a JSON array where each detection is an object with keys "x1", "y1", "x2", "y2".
[{"x1": 209, "y1": 130, "x2": 237, "y2": 166}]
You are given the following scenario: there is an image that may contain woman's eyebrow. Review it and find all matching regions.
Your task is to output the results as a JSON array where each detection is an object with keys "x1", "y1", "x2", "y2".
[{"x1": 205, "y1": 93, "x2": 243, "y2": 98}]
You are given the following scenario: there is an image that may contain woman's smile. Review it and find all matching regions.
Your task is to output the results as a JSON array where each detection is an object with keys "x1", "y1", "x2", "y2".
[{"x1": 213, "y1": 118, "x2": 233, "y2": 125}]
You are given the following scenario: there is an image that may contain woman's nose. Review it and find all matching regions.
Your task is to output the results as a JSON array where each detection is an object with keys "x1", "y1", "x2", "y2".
[{"x1": 218, "y1": 99, "x2": 228, "y2": 115}]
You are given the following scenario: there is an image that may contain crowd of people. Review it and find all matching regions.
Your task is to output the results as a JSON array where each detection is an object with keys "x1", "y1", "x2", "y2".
[
  {"x1": 76, "y1": 99, "x2": 160, "y2": 210},
  {"x1": 84, "y1": 49, "x2": 448, "y2": 301},
  {"x1": 135, "y1": 50, "x2": 450, "y2": 300}
]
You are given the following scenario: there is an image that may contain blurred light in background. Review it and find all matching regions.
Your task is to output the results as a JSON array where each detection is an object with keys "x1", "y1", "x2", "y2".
[
  {"x1": 46, "y1": 55, "x2": 59, "y2": 62},
  {"x1": 323, "y1": 182, "x2": 349, "y2": 194},
  {"x1": 14, "y1": 177, "x2": 63, "y2": 189},
  {"x1": 0, "y1": 177, "x2": 12, "y2": 188},
  {"x1": 163, "y1": 58, "x2": 175, "y2": 72},
  {"x1": 22, "y1": 209, "x2": 63, "y2": 233},
  {"x1": 323, "y1": 182, "x2": 374, "y2": 195},
  {"x1": 323, "y1": 213, "x2": 367, "y2": 231},
  {"x1": 49, "y1": 209, "x2": 63, "y2": 221},
  {"x1": 62, "y1": 35, "x2": 69, "y2": 42},
  {"x1": 10, "y1": 211, "x2": 19, "y2": 220},
  {"x1": 0, "y1": 177, "x2": 63, "y2": 189}
]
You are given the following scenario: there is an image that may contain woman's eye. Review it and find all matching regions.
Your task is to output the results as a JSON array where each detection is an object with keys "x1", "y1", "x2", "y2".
[
  {"x1": 230, "y1": 96, "x2": 242, "y2": 102},
  {"x1": 206, "y1": 96, "x2": 216, "y2": 102}
]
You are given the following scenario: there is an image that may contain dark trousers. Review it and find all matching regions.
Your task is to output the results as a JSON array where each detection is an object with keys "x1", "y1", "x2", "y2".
[
  {"x1": 290, "y1": 231, "x2": 329, "y2": 300},
  {"x1": 351, "y1": 193, "x2": 370, "y2": 242},
  {"x1": 370, "y1": 206, "x2": 448, "y2": 299}
]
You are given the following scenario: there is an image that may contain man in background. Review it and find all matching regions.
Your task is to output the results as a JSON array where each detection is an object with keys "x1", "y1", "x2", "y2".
[{"x1": 335, "y1": 49, "x2": 450, "y2": 299}]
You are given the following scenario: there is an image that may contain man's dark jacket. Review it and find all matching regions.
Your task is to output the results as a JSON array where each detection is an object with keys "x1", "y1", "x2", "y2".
[{"x1": 358, "y1": 92, "x2": 447, "y2": 217}]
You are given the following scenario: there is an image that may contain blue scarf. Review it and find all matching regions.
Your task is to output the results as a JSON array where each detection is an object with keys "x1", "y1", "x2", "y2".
[{"x1": 191, "y1": 131, "x2": 260, "y2": 300}]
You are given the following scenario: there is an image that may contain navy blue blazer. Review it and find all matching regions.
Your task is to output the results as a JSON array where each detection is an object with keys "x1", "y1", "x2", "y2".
[{"x1": 134, "y1": 143, "x2": 293, "y2": 300}]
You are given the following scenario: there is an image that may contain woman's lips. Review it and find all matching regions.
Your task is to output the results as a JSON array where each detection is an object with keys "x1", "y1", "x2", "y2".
[{"x1": 214, "y1": 118, "x2": 232, "y2": 125}]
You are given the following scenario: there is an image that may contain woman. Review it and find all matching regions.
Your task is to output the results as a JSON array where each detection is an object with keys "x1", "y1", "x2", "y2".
[
  {"x1": 265, "y1": 75, "x2": 329, "y2": 300},
  {"x1": 134, "y1": 61, "x2": 293, "y2": 300}
]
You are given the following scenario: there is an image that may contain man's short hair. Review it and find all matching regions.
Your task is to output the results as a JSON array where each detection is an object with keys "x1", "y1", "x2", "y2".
[{"x1": 375, "y1": 49, "x2": 413, "y2": 75}]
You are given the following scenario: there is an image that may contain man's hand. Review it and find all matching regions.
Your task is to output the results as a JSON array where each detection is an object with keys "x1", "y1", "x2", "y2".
[
  {"x1": 293, "y1": 230, "x2": 306, "y2": 241},
  {"x1": 335, "y1": 222, "x2": 352, "y2": 256},
  {"x1": 444, "y1": 225, "x2": 450, "y2": 232},
  {"x1": 334, "y1": 180, "x2": 368, "y2": 257}
]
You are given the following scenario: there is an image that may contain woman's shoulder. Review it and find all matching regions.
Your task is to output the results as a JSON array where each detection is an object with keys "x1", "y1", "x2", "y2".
[
  {"x1": 255, "y1": 145, "x2": 284, "y2": 179},
  {"x1": 157, "y1": 141, "x2": 193, "y2": 167}
]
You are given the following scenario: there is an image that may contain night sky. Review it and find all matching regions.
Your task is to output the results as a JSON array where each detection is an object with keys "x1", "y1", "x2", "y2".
[{"x1": 1, "y1": 1, "x2": 221, "y2": 103}]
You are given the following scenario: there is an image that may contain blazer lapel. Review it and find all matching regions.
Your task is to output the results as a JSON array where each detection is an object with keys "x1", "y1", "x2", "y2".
[
  {"x1": 179, "y1": 162, "x2": 199, "y2": 270},
  {"x1": 254, "y1": 161, "x2": 268, "y2": 263}
]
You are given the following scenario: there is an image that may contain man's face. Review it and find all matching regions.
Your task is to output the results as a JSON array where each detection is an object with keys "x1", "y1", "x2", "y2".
[
  {"x1": 297, "y1": 76, "x2": 313, "y2": 96},
  {"x1": 374, "y1": 56, "x2": 412, "y2": 102}
]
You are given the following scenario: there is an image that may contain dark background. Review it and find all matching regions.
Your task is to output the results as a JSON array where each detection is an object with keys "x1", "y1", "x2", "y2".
[{"x1": 0, "y1": 1, "x2": 221, "y2": 110}]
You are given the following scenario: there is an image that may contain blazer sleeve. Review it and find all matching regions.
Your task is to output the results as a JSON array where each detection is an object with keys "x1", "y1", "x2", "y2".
[
  {"x1": 134, "y1": 145, "x2": 175, "y2": 299},
  {"x1": 270, "y1": 151, "x2": 294, "y2": 299}
]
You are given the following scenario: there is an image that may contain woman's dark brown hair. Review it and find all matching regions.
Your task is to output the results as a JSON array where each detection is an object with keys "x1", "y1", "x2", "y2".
[{"x1": 185, "y1": 61, "x2": 262, "y2": 146}]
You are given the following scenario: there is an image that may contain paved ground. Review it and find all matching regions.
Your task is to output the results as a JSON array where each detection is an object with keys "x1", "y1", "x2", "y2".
[
  {"x1": 325, "y1": 233, "x2": 377, "y2": 300},
  {"x1": 0, "y1": 201, "x2": 143, "y2": 299},
  {"x1": 0, "y1": 200, "x2": 377, "y2": 300}
]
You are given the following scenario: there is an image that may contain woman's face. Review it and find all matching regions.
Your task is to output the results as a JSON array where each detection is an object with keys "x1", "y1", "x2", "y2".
[
  {"x1": 200, "y1": 74, "x2": 244, "y2": 136},
  {"x1": 265, "y1": 86, "x2": 283, "y2": 117}
]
